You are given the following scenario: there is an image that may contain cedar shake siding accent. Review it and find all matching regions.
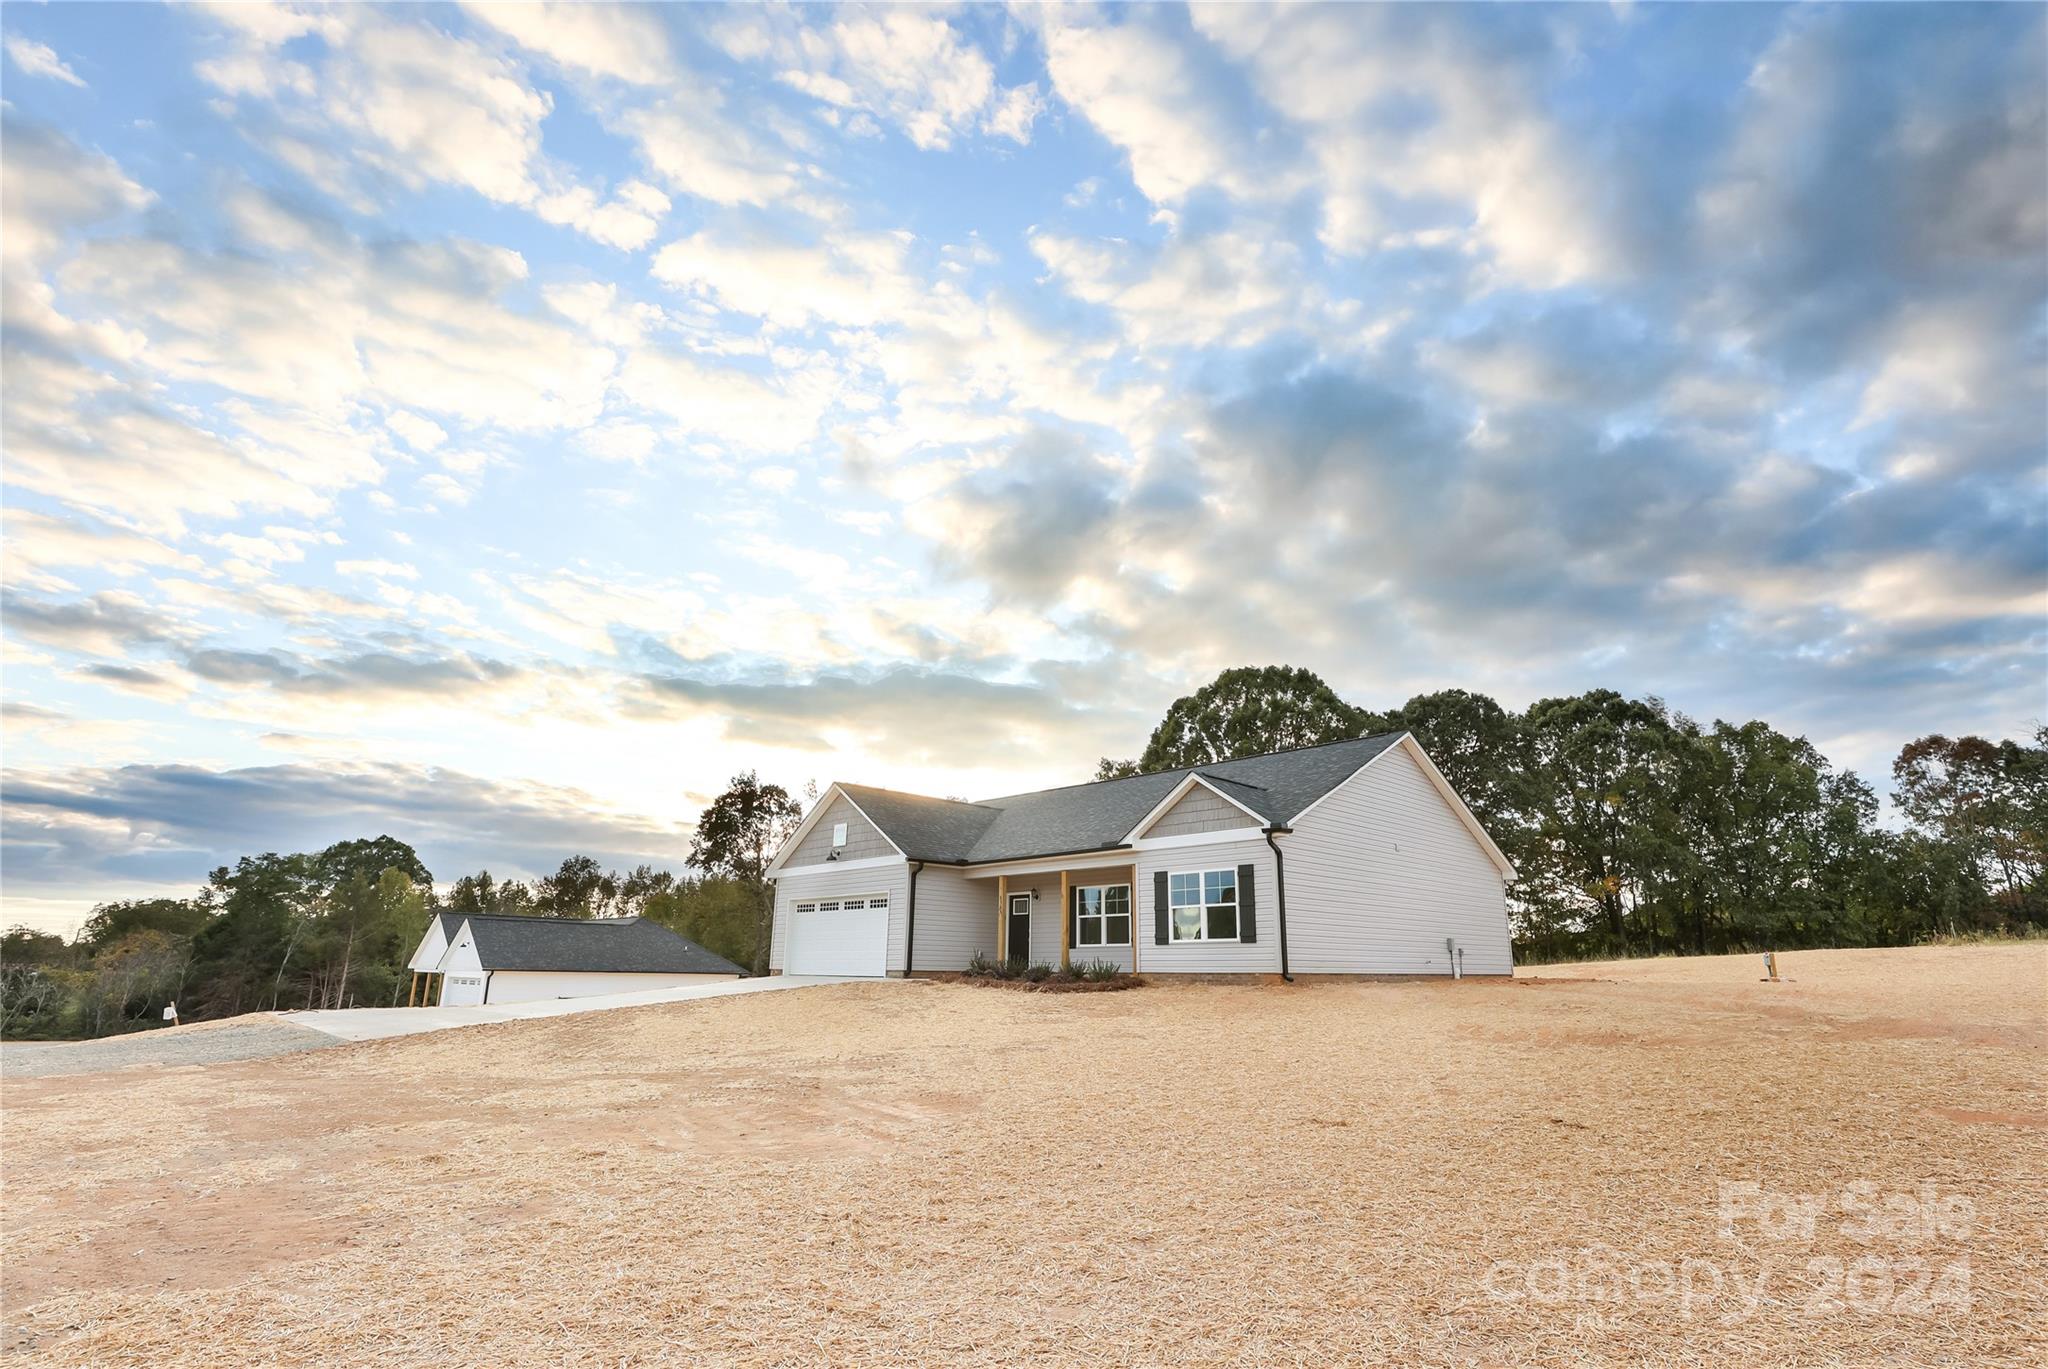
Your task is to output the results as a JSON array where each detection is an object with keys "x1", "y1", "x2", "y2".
[
  {"x1": 1141, "y1": 784, "x2": 1260, "y2": 838},
  {"x1": 1282, "y1": 745, "x2": 1513, "y2": 975},
  {"x1": 786, "y1": 792, "x2": 897, "y2": 867}
]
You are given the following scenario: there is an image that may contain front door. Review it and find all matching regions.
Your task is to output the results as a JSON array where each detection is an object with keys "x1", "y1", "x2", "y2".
[{"x1": 1006, "y1": 893, "x2": 1032, "y2": 965}]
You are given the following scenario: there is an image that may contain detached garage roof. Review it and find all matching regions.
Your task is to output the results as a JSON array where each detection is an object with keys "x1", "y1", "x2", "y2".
[
  {"x1": 453, "y1": 914, "x2": 744, "y2": 976},
  {"x1": 827, "y1": 732, "x2": 1412, "y2": 865}
]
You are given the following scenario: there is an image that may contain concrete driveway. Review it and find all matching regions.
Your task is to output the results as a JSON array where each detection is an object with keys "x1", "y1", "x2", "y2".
[{"x1": 280, "y1": 974, "x2": 880, "y2": 1042}]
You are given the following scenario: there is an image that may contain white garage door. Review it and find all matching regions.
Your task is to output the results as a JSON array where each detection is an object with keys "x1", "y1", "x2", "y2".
[
  {"x1": 787, "y1": 895, "x2": 889, "y2": 977},
  {"x1": 441, "y1": 972, "x2": 488, "y2": 1006}
]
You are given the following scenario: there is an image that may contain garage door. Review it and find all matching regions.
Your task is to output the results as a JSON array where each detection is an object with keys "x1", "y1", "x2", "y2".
[
  {"x1": 441, "y1": 972, "x2": 488, "y2": 1006},
  {"x1": 787, "y1": 894, "x2": 889, "y2": 977}
]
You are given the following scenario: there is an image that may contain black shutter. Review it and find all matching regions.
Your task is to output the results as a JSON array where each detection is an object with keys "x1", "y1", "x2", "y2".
[
  {"x1": 1153, "y1": 870, "x2": 1169, "y2": 945},
  {"x1": 1068, "y1": 886, "x2": 1079, "y2": 950},
  {"x1": 1237, "y1": 862, "x2": 1257, "y2": 943}
]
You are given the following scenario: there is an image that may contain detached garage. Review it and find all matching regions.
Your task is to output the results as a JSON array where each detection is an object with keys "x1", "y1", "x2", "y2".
[{"x1": 409, "y1": 912, "x2": 745, "y2": 1006}]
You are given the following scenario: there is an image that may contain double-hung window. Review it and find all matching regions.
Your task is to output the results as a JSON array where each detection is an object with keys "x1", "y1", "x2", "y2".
[
  {"x1": 1074, "y1": 885, "x2": 1132, "y2": 947},
  {"x1": 1168, "y1": 869, "x2": 1238, "y2": 942}
]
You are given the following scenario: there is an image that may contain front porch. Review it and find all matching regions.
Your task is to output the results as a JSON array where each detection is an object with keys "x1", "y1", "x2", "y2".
[{"x1": 967, "y1": 860, "x2": 1139, "y2": 973}]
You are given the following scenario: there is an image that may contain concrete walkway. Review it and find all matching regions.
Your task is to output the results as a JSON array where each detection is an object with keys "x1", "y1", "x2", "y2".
[{"x1": 280, "y1": 974, "x2": 878, "y2": 1042}]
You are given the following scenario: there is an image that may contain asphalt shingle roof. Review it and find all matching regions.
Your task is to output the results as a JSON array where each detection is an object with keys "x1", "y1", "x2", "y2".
[
  {"x1": 834, "y1": 731, "x2": 1408, "y2": 865},
  {"x1": 452, "y1": 914, "x2": 745, "y2": 976}
]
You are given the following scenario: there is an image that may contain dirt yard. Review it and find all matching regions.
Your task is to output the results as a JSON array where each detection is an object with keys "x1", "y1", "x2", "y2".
[{"x1": 3, "y1": 945, "x2": 2042, "y2": 1366}]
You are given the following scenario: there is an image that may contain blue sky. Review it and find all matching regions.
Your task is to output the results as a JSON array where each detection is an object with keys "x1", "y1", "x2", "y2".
[{"x1": 3, "y1": 2, "x2": 2043, "y2": 933}]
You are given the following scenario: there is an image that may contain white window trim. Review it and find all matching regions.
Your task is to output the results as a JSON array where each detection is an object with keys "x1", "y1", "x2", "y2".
[
  {"x1": 1165, "y1": 867, "x2": 1241, "y2": 944},
  {"x1": 1072, "y1": 882, "x2": 1133, "y2": 949}
]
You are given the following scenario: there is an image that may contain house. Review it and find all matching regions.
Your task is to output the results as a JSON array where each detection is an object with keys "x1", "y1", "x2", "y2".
[
  {"x1": 764, "y1": 731, "x2": 1516, "y2": 981},
  {"x1": 405, "y1": 912, "x2": 744, "y2": 1006}
]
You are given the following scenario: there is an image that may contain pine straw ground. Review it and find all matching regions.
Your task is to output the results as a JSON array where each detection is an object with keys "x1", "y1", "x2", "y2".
[{"x1": 2, "y1": 945, "x2": 2042, "y2": 1367}]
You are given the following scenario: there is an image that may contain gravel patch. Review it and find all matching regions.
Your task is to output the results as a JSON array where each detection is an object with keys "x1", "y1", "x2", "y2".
[{"x1": 0, "y1": 1020, "x2": 338, "y2": 1078}]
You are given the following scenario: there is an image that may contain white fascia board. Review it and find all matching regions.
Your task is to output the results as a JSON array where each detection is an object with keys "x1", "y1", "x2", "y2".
[
  {"x1": 1128, "y1": 829, "x2": 1271, "y2": 853},
  {"x1": 956, "y1": 851, "x2": 1135, "y2": 880},
  {"x1": 406, "y1": 919, "x2": 448, "y2": 972},
  {"x1": 765, "y1": 784, "x2": 909, "y2": 877},
  {"x1": 434, "y1": 919, "x2": 483, "y2": 973},
  {"x1": 1121, "y1": 773, "x2": 1270, "y2": 844},
  {"x1": 770, "y1": 853, "x2": 907, "y2": 880},
  {"x1": 833, "y1": 789, "x2": 907, "y2": 857},
  {"x1": 1286, "y1": 733, "x2": 1516, "y2": 880},
  {"x1": 1394, "y1": 734, "x2": 1519, "y2": 880}
]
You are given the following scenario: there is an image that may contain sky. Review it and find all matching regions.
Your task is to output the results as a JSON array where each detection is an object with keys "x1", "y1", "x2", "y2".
[{"x1": 2, "y1": 2, "x2": 2044, "y2": 935}]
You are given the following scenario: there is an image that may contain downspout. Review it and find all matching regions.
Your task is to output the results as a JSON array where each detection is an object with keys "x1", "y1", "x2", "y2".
[
  {"x1": 1263, "y1": 826, "x2": 1293, "y2": 983},
  {"x1": 903, "y1": 861, "x2": 925, "y2": 978}
]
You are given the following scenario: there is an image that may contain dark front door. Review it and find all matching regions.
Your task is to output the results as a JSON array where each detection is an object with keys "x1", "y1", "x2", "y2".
[{"x1": 1007, "y1": 893, "x2": 1032, "y2": 965}]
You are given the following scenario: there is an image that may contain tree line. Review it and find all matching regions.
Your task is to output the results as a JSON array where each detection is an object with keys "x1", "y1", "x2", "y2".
[
  {"x1": 0, "y1": 841, "x2": 773, "y2": 1041},
  {"x1": 1099, "y1": 666, "x2": 2046, "y2": 960},
  {"x1": 5, "y1": 667, "x2": 2038, "y2": 1037}
]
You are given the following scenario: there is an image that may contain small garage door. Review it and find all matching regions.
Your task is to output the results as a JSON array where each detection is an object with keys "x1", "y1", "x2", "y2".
[
  {"x1": 441, "y1": 972, "x2": 488, "y2": 1006},
  {"x1": 787, "y1": 895, "x2": 889, "y2": 977}
]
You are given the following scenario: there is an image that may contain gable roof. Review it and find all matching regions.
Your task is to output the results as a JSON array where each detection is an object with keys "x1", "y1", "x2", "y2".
[
  {"x1": 448, "y1": 914, "x2": 745, "y2": 976},
  {"x1": 786, "y1": 732, "x2": 1412, "y2": 868}
]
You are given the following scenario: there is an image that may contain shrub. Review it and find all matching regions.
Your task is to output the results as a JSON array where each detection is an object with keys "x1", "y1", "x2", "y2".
[
  {"x1": 1021, "y1": 960, "x2": 1054, "y2": 983},
  {"x1": 965, "y1": 951, "x2": 1001, "y2": 979},
  {"x1": 1076, "y1": 958, "x2": 1125, "y2": 982}
]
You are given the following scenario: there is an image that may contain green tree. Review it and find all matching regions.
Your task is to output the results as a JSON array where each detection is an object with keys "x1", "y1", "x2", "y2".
[
  {"x1": 535, "y1": 855, "x2": 617, "y2": 919},
  {"x1": 445, "y1": 870, "x2": 537, "y2": 916},
  {"x1": 1518, "y1": 690, "x2": 1685, "y2": 954},
  {"x1": 75, "y1": 898, "x2": 207, "y2": 952},
  {"x1": 182, "y1": 853, "x2": 320, "y2": 1018},
  {"x1": 689, "y1": 771, "x2": 803, "y2": 976},
  {"x1": 641, "y1": 877, "x2": 756, "y2": 969},
  {"x1": 1387, "y1": 688, "x2": 1529, "y2": 839},
  {"x1": 314, "y1": 835, "x2": 432, "y2": 891},
  {"x1": 1093, "y1": 756, "x2": 1143, "y2": 781},
  {"x1": 1135, "y1": 665, "x2": 1388, "y2": 772}
]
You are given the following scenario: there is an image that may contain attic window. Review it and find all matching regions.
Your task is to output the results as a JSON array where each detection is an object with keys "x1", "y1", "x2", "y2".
[{"x1": 832, "y1": 822, "x2": 849, "y2": 849}]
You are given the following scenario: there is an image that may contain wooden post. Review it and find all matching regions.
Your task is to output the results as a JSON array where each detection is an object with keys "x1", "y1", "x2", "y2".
[
  {"x1": 1129, "y1": 866, "x2": 1139, "y2": 977},
  {"x1": 407, "y1": 972, "x2": 419, "y2": 1007},
  {"x1": 997, "y1": 875, "x2": 1010, "y2": 962},
  {"x1": 1059, "y1": 870, "x2": 1071, "y2": 970}
]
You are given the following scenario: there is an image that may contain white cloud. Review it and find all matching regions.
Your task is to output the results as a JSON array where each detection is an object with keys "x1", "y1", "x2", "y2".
[
  {"x1": 716, "y1": 8, "x2": 997, "y2": 151},
  {"x1": 1035, "y1": 10, "x2": 1265, "y2": 205},
  {"x1": 984, "y1": 84, "x2": 1046, "y2": 144},
  {"x1": 336, "y1": 558, "x2": 421, "y2": 580},
  {"x1": 650, "y1": 227, "x2": 926, "y2": 329},
  {"x1": 387, "y1": 411, "x2": 448, "y2": 453},
  {"x1": 5, "y1": 35, "x2": 86, "y2": 87},
  {"x1": 617, "y1": 92, "x2": 801, "y2": 208},
  {"x1": 462, "y1": 2, "x2": 677, "y2": 85}
]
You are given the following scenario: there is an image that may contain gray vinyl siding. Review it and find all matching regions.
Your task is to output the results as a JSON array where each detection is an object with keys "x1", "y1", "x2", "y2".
[
  {"x1": 786, "y1": 792, "x2": 898, "y2": 868},
  {"x1": 1132, "y1": 835, "x2": 1282, "y2": 974},
  {"x1": 1141, "y1": 785, "x2": 1260, "y2": 838},
  {"x1": 769, "y1": 859, "x2": 909, "y2": 974},
  {"x1": 905, "y1": 865, "x2": 995, "y2": 972},
  {"x1": 1282, "y1": 744, "x2": 1512, "y2": 975}
]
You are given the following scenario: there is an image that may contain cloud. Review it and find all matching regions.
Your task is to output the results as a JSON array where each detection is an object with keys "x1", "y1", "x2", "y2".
[
  {"x1": 1, "y1": 590, "x2": 192, "y2": 657},
  {"x1": 630, "y1": 664, "x2": 1135, "y2": 764},
  {"x1": 1035, "y1": 8, "x2": 1277, "y2": 206},
  {"x1": 1, "y1": 759, "x2": 698, "y2": 906},
  {"x1": 617, "y1": 91, "x2": 801, "y2": 208},
  {"x1": 5, "y1": 35, "x2": 86, "y2": 87},
  {"x1": 716, "y1": 8, "x2": 998, "y2": 151},
  {"x1": 462, "y1": 1, "x2": 678, "y2": 85}
]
